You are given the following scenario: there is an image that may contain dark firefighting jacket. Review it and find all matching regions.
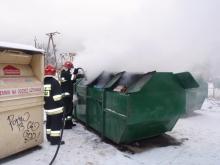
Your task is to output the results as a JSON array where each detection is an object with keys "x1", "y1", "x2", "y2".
[
  {"x1": 44, "y1": 77, "x2": 64, "y2": 115},
  {"x1": 60, "y1": 69, "x2": 75, "y2": 96}
]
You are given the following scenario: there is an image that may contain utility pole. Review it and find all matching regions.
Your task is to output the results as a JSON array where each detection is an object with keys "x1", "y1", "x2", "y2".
[
  {"x1": 34, "y1": 36, "x2": 37, "y2": 48},
  {"x1": 69, "y1": 52, "x2": 76, "y2": 61},
  {"x1": 60, "y1": 53, "x2": 66, "y2": 65},
  {"x1": 46, "y1": 31, "x2": 60, "y2": 68}
]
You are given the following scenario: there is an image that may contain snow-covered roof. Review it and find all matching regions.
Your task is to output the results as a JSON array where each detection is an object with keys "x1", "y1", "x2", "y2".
[{"x1": 0, "y1": 41, "x2": 44, "y2": 54}]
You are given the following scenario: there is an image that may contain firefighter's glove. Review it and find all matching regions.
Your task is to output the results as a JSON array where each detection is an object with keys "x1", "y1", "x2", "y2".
[{"x1": 73, "y1": 68, "x2": 79, "y2": 74}]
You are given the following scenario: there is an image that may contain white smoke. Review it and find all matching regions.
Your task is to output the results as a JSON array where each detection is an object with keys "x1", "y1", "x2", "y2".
[{"x1": 0, "y1": 0, "x2": 219, "y2": 79}]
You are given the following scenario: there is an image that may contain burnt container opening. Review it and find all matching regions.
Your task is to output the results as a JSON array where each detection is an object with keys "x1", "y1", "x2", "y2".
[
  {"x1": 88, "y1": 71, "x2": 115, "y2": 89},
  {"x1": 111, "y1": 72, "x2": 145, "y2": 93}
]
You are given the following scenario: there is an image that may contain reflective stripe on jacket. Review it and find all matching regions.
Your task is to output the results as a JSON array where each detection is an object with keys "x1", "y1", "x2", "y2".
[
  {"x1": 50, "y1": 130, "x2": 61, "y2": 137},
  {"x1": 45, "y1": 107, "x2": 64, "y2": 115},
  {"x1": 53, "y1": 94, "x2": 63, "y2": 101}
]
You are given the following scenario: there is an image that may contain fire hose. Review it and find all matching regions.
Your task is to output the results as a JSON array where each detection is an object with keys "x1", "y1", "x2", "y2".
[
  {"x1": 49, "y1": 93, "x2": 69, "y2": 165},
  {"x1": 49, "y1": 68, "x2": 86, "y2": 165}
]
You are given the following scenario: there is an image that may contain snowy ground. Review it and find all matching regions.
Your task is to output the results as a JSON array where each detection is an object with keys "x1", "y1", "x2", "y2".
[{"x1": 1, "y1": 99, "x2": 220, "y2": 165}]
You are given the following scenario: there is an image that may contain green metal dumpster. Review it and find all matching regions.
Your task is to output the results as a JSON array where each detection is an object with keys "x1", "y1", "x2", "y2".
[
  {"x1": 213, "y1": 78, "x2": 220, "y2": 88},
  {"x1": 185, "y1": 76, "x2": 208, "y2": 114},
  {"x1": 213, "y1": 78, "x2": 220, "y2": 99},
  {"x1": 74, "y1": 72, "x2": 116, "y2": 128},
  {"x1": 75, "y1": 71, "x2": 198, "y2": 144}
]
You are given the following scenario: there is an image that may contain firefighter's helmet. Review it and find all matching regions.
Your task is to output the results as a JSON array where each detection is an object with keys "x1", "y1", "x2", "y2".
[
  {"x1": 45, "y1": 64, "x2": 56, "y2": 76},
  {"x1": 64, "y1": 61, "x2": 73, "y2": 69}
]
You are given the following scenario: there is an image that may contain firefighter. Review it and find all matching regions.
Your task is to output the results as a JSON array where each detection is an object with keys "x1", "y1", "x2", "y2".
[
  {"x1": 44, "y1": 64, "x2": 65, "y2": 145},
  {"x1": 60, "y1": 61, "x2": 78, "y2": 129}
]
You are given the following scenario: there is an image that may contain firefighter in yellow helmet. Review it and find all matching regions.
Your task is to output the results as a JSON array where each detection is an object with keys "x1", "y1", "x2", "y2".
[{"x1": 44, "y1": 64, "x2": 65, "y2": 145}]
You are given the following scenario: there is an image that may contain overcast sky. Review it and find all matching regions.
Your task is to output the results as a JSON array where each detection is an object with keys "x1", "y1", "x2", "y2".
[{"x1": 1, "y1": 0, "x2": 219, "y2": 78}]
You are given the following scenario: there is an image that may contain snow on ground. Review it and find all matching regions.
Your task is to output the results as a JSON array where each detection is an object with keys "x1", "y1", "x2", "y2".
[
  {"x1": 1, "y1": 99, "x2": 220, "y2": 165},
  {"x1": 202, "y1": 98, "x2": 220, "y2": 112}
]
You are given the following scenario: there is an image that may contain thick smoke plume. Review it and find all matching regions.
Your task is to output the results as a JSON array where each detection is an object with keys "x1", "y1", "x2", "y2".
[{"x1": 1, "y1": 0, "x2": 219, "y2": 80}]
